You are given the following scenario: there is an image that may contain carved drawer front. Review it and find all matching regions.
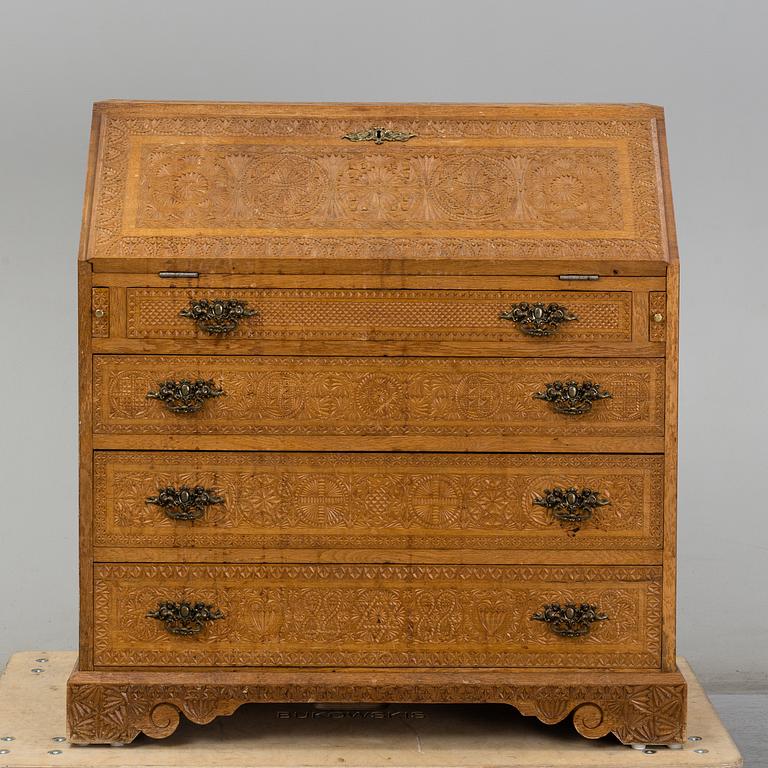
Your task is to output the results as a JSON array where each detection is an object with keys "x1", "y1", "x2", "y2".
[
  {"x1": 124, "y1": 288, "x2": 633, "y2": 343},
  {"x1": 93, "y1": 563, "x2": 662, "y2": 669},
  {"x1": 93, "y1": 355, "x2": 664, "y2": 438},
  {"x1": 94, "y1": 451, "x2": 663, "y2": 551}
]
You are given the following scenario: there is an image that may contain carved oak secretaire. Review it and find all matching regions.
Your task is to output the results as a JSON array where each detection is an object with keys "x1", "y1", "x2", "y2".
[{"x1": 67, "y1": 102, "x2": 685, "y2": 747}]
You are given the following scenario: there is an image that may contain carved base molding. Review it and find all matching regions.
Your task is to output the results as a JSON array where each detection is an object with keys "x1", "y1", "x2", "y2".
[{"x1": 67, "y1": 664, "x2": 686, "y2": 746}]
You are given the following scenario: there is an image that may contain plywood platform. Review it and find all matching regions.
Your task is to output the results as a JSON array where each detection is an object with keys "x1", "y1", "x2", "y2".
[{"x1": 0, "y1": 653, "x2": 741, "y2": 768}]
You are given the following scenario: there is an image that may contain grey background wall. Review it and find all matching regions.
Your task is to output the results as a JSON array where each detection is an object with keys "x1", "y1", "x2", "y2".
[{"x1": 1, "y1": 0, "x2": 766, "y2": 691}]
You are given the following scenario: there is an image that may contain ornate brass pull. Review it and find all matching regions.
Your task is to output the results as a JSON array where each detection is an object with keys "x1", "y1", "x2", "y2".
[
  {"x1": 532, "y1": 603, "x2": 608, "y2": 637},
  {"x1": 499, "y1": 302, "x2": 577, "y2": 336},
  {"x1": 533, "y1": 380, "x2": 611, "y2": 415},
  {"x1": 146, "y1": 485, "x2": 224, "y2": 521},
  {"x1": 342, "y1": 126, "x2": 416, "y2": 144},
  {"x1": 146, "y1": 601, "x2": 223, "y2": 636},
  {"x1": 180, "y1": 299, "x2": 257, "y2": 334},
  {"x1": 533, "y1": 487, "x2": 610, "y2": 523},
  {"x1": 147, "y1": 379, "x2": 224, "y2": 414}
]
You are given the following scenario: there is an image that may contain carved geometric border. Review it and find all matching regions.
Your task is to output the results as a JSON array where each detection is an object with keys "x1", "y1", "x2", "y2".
[{"x1": 67, "y1": 667, "x2": 686, "y2": 746}]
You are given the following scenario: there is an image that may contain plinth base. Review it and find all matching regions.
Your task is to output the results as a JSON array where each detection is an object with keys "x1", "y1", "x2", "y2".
[
  {"x1": 0, "y1": 652, "x2": 741, "y2": 767},
  {"x1": 66, "y1": 663, "x2": 687, "y2": 746}
]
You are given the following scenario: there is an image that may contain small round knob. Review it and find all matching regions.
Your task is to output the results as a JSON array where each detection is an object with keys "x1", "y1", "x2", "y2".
[
  {"x1": 652, "y1": 312, "x2": 664, "y2": 323},
  {"x1": 94, "y1": 308, "x2": 105, "y2": 318}
]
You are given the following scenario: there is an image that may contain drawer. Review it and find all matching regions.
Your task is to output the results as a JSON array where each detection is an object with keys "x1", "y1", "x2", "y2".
[
  {"x1": 122, "y1": 288, "x2": 633, "y2": 343},
  {"x1": 93, "y1": 563, "x2": 662, "y2": 669},
  {"x1": 92, "y1": 355, "x2": 664, "y2": 439},
  {"x1": 94, "y1": 451, "x2": 663, "y2": 551}
]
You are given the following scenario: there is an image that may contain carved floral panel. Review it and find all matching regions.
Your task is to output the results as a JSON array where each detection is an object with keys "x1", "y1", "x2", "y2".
[
  {"x1": 88, "y1": 109, "x2": 666, "y2": 263},
  {"x1": 92, "y1": 355, "x2": 664, "y2": 437},
  {"x1": 126, "y1": 143, "x2": 627, "y2": 232},
  {"x1": 93, "y1": 451, "x2": 663, "y2": 550},
  {"x1": 93, "y1": 563, "x2": 662, "y2": 668}
]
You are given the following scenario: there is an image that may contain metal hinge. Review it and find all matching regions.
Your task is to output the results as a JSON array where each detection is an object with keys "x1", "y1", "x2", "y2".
[
  {"x1": 159, "y1": 271, "x2": 200, "y2": 279},
  {"x1": 558, "y1": 274, "x2": 600, "y2": 281}
]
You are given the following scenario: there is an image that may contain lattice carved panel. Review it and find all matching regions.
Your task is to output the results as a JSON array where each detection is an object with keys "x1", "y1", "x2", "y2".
[
  {"x1": 91, "y1": 288, "x2": 110, "y2": 337},
  {"x1": 649, "y1": 292, "x2": 667, "y2": 342},
  {"x1": 125, "y1": 288, "x2": 633, "y2": 341}
]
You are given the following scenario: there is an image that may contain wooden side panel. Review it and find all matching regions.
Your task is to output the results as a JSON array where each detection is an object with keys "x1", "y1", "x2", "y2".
[
  {"x1": 78, "y1": 263, "x2": 94, "y2": 669},
  {"x1": 655, "y1": 113, "x2": 680, "y2": 673},
  {"x1": 663, "y1": 265, "x2": 680, "y2": 670},
  {"x1": 92, "y1": 355, "x2": 665, "y2": 439},
  {"x1": 93, "y1": 451, "x2": 663, "y2": 551},
  {"x1": 93, "y1": 563, "x2": 662, "y2": 669}
]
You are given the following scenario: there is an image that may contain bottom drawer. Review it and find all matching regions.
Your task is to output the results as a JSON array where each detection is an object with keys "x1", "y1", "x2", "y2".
[{"x1": 93, "y1": 563, "x2": 661, "y2": 669}]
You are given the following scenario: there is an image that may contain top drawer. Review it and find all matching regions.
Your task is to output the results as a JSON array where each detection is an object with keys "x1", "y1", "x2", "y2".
[
  {"x1": 90, "y1": 280, "x2": 666, "y2": 355},
  {"x1": 126, "y1": 288, "x2": 631, "y2": 341}
]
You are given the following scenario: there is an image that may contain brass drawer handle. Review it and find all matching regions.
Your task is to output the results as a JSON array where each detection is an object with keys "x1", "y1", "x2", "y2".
[
  {"x1": 533, "y1": 487, "x2": 610, "y2": 523},
  {"x1": 180, "y1": 299, "x2": 257, "y2": 334},
  {"x1": 146, "y1": 485, "x2": 224, "y2": 521},
  {"x1": 500, "y1": 302, "x2": 577, "y2": 336},
  {"x1": 533, "y1": 380, "x2": 611, "y2": 415},
  {"x1": 532, "y1": 603, "x2": 608, "y2": 637},
  {"x1": 146, "y1": 601, "x2": 223, "y2": 636},
  {"x1": 147, "y1": 379, "x2": 224, "y2": 414}
]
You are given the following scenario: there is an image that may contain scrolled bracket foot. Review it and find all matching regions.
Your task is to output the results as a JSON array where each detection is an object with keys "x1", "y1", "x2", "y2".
[
  {"x1": 571, "y1": 702, "x2": 612, "y2": 740},
  {"x1": 142, "y1": 702, "x2": 182, "y2": 740}
]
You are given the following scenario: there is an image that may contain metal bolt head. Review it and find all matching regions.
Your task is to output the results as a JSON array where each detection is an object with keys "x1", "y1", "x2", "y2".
[
  {"x1": 0, "y1": 736, "x2": 14, "y2": 741},
  {"x1": 688, "y1": 735, "x2": 703, "y2": 741},
  {"x1": 643, "y1": 748, "x2": 657, "y2": 754},
  {"x1": 652, "y1": 312, "x2": 664, "y2": 323},
  {"x1": 52, "y1": 736, "x2": 66, "y2": 742},
  {"x1": 48, "y1": 749, "x2": 63, "y2": 755},
  {"x1": 694, "y1": 748, "x2": 709, "y2": 754},
  {"x1": 94, "y1": 308, "x2": 105, "y2": 318},
  {"x1": 31, "y1": 668, "x2": 44, "y2": 673},
  {"x1": 35, "y1": 658, "x2": 49, "y2": 663},
  {"x1": 0, "y1": 749, "x2": 10, "y2": 755}
]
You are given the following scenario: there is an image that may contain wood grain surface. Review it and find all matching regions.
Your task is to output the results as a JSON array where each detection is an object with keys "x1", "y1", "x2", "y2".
[{"x1": 70, "y1": 102, "x2": 683, "y2": 745}]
